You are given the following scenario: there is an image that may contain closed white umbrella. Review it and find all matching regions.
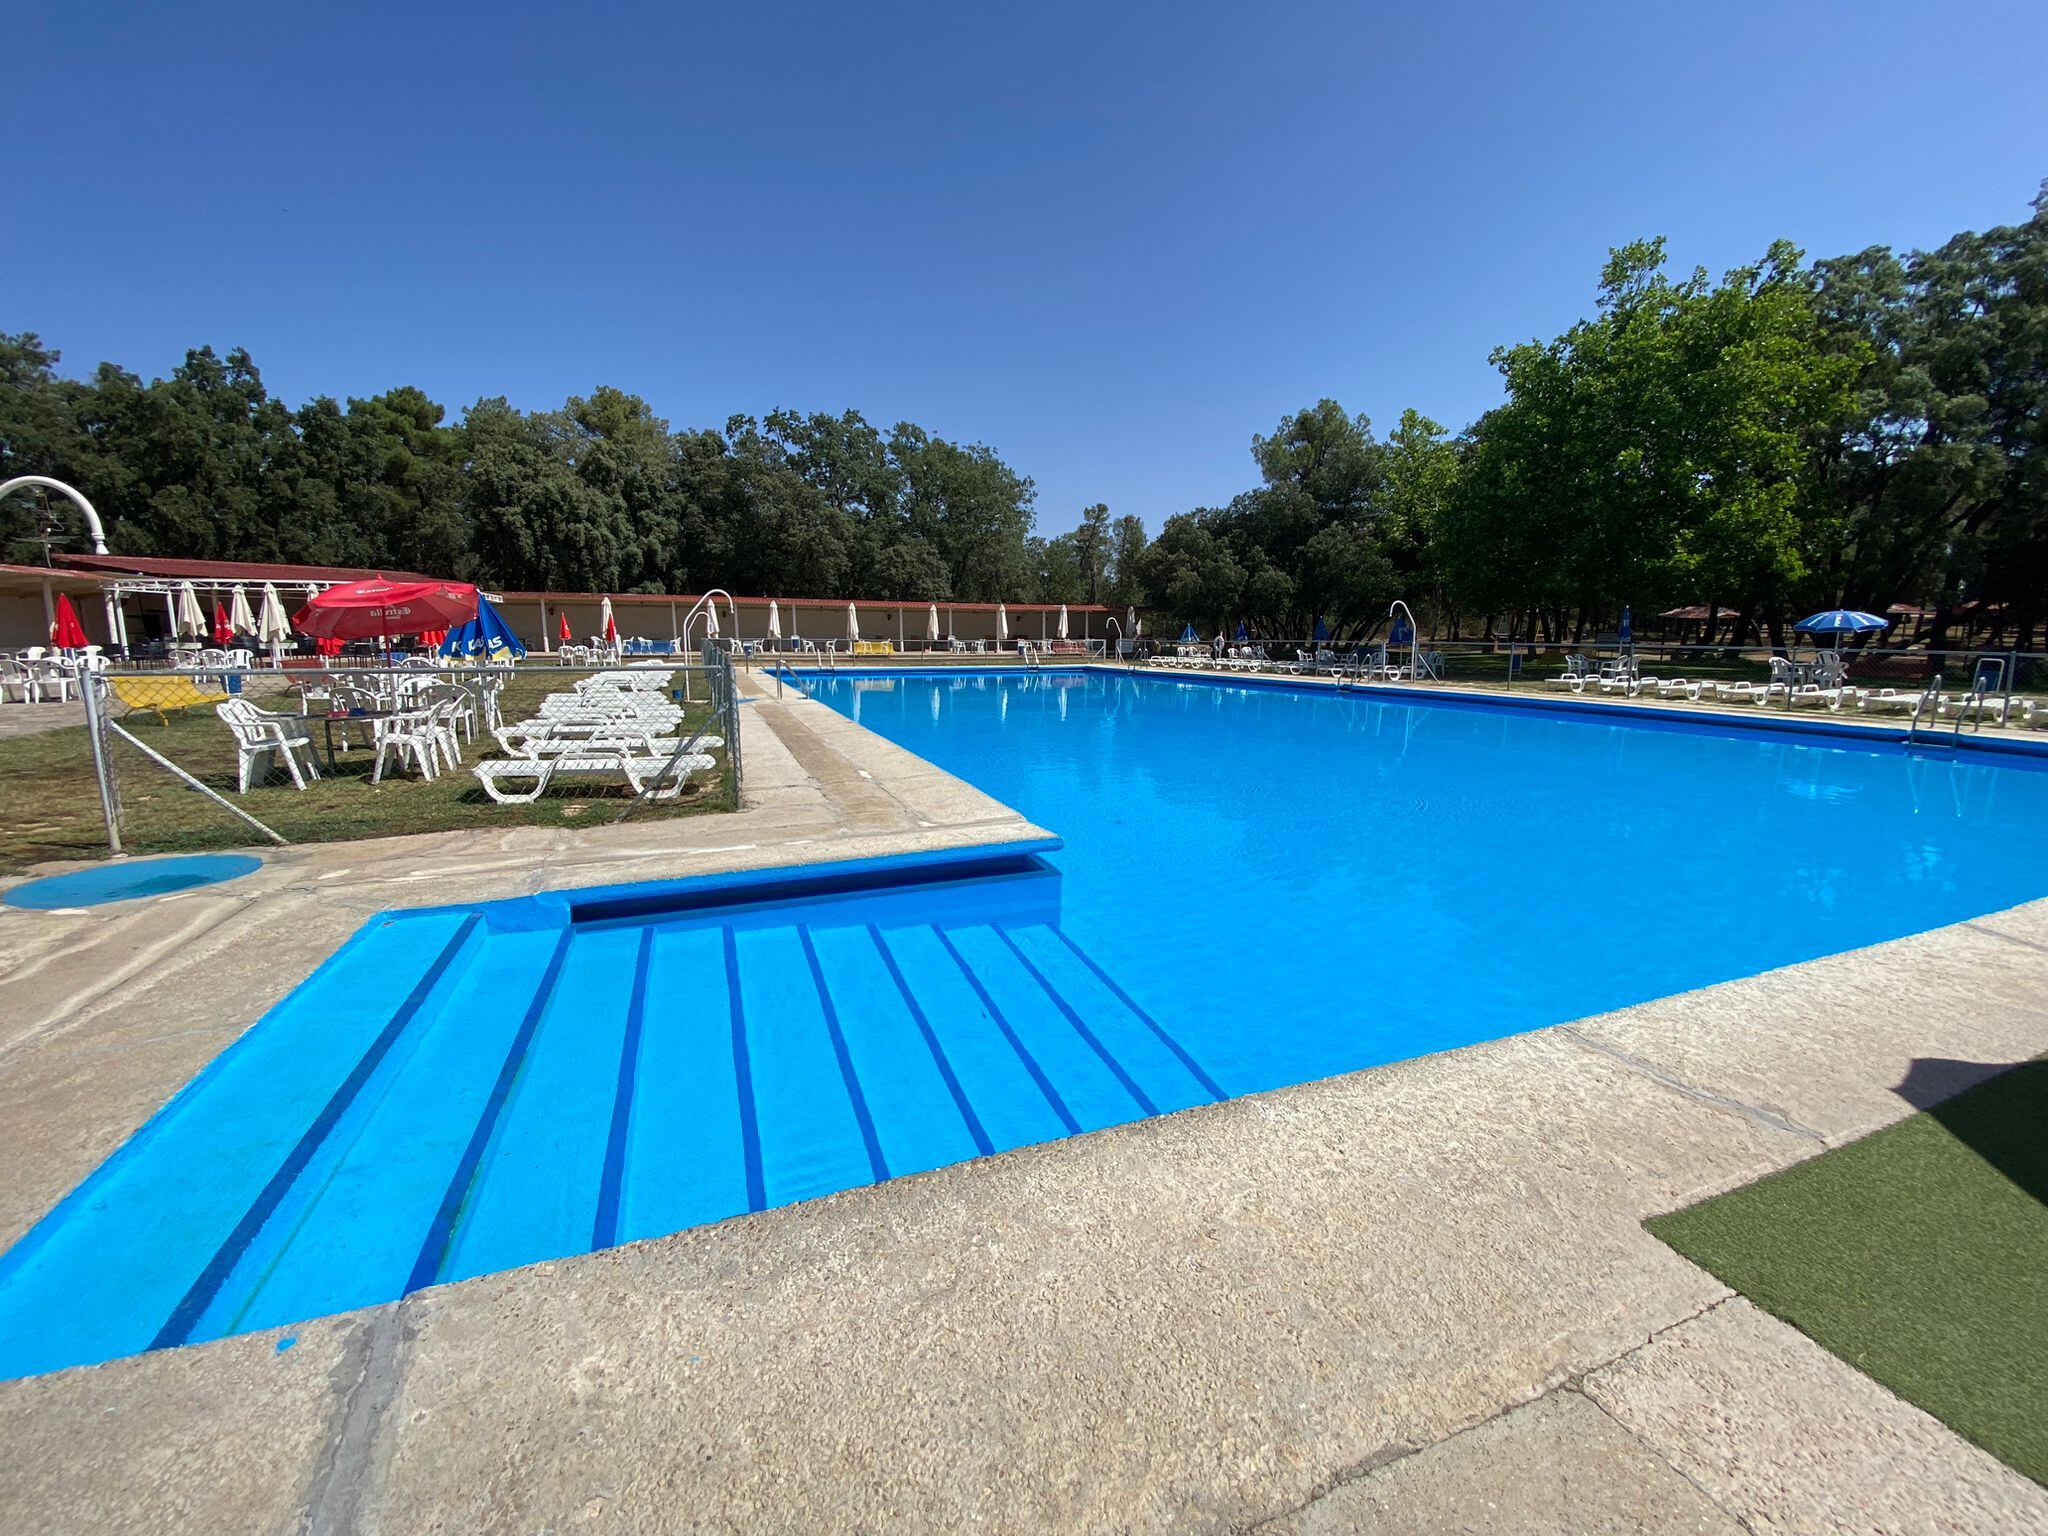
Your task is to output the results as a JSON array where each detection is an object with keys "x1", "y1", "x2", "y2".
[
  {"x1": 846, "y1": 602, "x2": 859, "y2": 644},
  {"x1": 926, "y1": 603, "x2": 940, "y2": 643},
  {"x1": 229, "y1": 585, "x2": 256, "y2": 637},
  {"x1": 767, "y1": 600, "x2": 782, "y2": 640},
  {"x1": 175, "y1": 580, "x2": 205, "y2": 638},
  {"x1": 1057, "y1": 604, "x2": 1069, "y2": 640},
  {"x1": 704, "y1": 600, "x2": 719, "y2": 638},
  {"x1": 257, "y1": 582, "x2": 291, "y2": 663},
  {"x1": 600, "y1": 595, "x2": 617, "y2": 650},
  {"x1": 996, "y1": 603, "x2": 1009, "y2": 642}
]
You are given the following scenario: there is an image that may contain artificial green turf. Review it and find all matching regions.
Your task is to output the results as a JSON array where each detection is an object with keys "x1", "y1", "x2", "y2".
[{"x1": 1648, "y1": 1059, "x2": 2047, "y2": 1485}]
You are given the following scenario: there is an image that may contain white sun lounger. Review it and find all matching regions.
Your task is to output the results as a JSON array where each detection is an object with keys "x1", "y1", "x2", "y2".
[
  {"x1": 473, "y1": 749, "x2": 717, "y2": 805},
  {"x1": 495, "y1": 720, "x2": 723, "y2": 755}
]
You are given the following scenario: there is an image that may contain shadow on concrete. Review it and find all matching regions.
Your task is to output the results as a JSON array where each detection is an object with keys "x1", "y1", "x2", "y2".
[{"x1": 1893, "y1": 1057, "x2": 2047, "y2": 1206}]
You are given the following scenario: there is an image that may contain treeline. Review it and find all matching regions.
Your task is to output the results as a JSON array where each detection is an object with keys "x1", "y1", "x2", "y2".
[
  {"x1": 0, "y1": 340, "x2": 1118, "y2": 604},
  {"x1": 1148, "y1": 186, "x2": 2045, "y2": 650},
  {"x1": 3, "y1": 187, "x2": 2041, "y2": 646}
]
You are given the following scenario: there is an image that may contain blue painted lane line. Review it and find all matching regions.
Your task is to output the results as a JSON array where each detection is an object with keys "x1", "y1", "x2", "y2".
[{"x1": 615, "y1": 926, "x2": 753, "y2": 1244}]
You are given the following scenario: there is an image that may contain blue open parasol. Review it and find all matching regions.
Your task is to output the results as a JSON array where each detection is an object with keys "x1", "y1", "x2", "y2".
[
  {"x1": 1795, "y1": 609, "x2": 1889, "y2": 635},
  {"x1": 1179, "y1": 622, "x2": 1197, "y2": 643},
  {"x1": 439, "y1": 595, "x2": 528, "y2": 662},
  {"x1": 1795, "y1": 608, "x2": 1889, "y2": 655}
]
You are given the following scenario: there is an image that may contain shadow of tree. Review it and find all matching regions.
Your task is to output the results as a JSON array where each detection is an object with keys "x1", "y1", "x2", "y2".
[{"x1": 1893, "y1": 1057, "x2": 2047, "y2": 1206}]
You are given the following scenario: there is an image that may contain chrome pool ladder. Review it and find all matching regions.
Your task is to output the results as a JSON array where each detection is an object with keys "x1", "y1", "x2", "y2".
[{"x1": 1903, "y1": 674, "x2": 1955, "y2": 747}]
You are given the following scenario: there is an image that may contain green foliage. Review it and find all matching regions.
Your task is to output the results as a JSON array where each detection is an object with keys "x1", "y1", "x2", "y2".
[{"x1": 1444, "y1": 238, "x2": 1861, "y2": 639}]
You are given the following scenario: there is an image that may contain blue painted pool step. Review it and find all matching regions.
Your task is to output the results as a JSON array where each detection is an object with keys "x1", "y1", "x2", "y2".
[{"x1": 0, "y1": 901, "x2": 1219, "y2": 1381}]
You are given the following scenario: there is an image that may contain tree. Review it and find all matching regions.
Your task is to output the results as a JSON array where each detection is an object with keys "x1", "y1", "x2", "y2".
[
  {"x1": 1442, "y1": 238, "x2": 1858, "y2": 643},
  {"x1": 1103, "y1": 513, "x2": 1148, "y2": 608},
  {"x1": 1073, "y1": 502, "x2": 1110, "y2": 601},
  {"x1": 1136, "y1": 512, "x2": 1244, "y2": 632},
  {"x1": 1811, "y1": 186, "x2": 2047, "y2": 644}
]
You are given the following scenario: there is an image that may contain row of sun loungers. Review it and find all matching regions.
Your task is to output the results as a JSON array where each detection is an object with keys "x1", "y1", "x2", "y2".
[
  {"x1": 472, "y1": 669, "x2": 723, "y2": 804},
  {"x1": 1149, "y1": 646, "x2": 1437, "y2": 683},
  {"x1": 1547, "y1": 656, "x2": 2039, "y2": 724}
]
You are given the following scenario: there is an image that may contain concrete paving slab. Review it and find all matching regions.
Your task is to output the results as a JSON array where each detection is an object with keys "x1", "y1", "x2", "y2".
[
  {"x1": 1263, "y1": 1387, "x2": 1743, "y2": 1535},
  {"x1": 1583, "y1": 1298, "x2": 2048, "y2": 1536},
  {"x1": 1568, "y1": 904, "x2": 2048, "y2": 1150},
  {"x1": 0, "y1": 1308, "x2": 370, "y2": 1536}
]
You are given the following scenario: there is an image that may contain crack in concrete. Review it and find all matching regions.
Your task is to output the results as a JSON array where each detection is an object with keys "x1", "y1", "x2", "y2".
[
  {"x1": 1238, "y1": 1294, "x2": 1744, "y2": 1535},
  {"x1": 298, "y1": 1304, "x2": 410, "y2": 1536},
  {"x1": 1555, "y1": 1026, "x2": 1828, "y2": 1145}
]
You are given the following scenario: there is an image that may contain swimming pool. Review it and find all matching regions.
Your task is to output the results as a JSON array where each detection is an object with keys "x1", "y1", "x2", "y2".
[{"x1": 1, "y1": 670, "x2": 2042, "y2": 1379}]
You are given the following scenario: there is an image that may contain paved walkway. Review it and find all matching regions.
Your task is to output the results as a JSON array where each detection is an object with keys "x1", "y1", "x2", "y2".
[
  {"x1": 0, "y1": 699, "x2": 85, "y2": 741},
  {"x1": 0, "y1": 671, "x2": 2042, "y2": 1533}
]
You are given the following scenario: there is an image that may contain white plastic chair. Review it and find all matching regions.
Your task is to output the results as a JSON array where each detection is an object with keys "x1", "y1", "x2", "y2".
[
  {"x1": 371, "y1": 704, "x2": 449, "y2": 783},
  {"x1": 1, "y1": 657, "x2": 36, "y2": 704},
  {"x1": 217, "y1": 699, "x2": 321, "y2": 792}
]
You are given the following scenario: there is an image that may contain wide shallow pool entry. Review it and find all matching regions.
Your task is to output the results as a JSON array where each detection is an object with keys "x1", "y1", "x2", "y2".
[
  {"x1": 3, "y1": 672, "x2": 2046, "y2": 1378},
  {"x1": 2, "y1": 853, "x2": 263, "y2": 910}
]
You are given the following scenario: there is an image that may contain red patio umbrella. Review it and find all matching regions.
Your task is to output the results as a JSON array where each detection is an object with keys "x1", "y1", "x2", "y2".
[
  {"x1": 417, "y1": 628, "x2": 448, "y2": 649},
  {"x1": 315, "y1": 635, "x2": 346, "y2": 657},
  {"x1": 293, "y1": 575, "x2": 478, "y2": 641},
  {"x1": 50, "y1": 592, "x2": 89, "y2": 650},
  {"x1": 212, "y1": 599, "x2": 234, "y2": 646},
  {"x1": 558, "y1": 611, "x2": 572, "y2": 643}
]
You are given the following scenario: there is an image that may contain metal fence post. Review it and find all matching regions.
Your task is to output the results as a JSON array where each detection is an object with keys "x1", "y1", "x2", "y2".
[{"x1": 78, "y1": 668, "x2": 124, "y2": 855}]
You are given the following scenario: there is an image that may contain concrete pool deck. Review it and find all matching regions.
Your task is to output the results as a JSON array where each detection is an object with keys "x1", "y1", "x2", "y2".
[{"x1": 0, "y1": 669, "x2": 2043, "y2": 1533}]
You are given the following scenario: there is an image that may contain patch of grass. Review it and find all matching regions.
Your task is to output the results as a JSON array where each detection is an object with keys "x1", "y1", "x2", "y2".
[
  {"x1": 0, "y1": 668, "x2": 734, "y2": 874},
  {"x1": 1648, "y1": 1060, "x2": 2048, "y2": 1485}
]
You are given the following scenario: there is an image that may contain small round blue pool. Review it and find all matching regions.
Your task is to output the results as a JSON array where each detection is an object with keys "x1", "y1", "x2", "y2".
[{"x1": 3, "y1": 854, "x2": 262, "y2": 910}]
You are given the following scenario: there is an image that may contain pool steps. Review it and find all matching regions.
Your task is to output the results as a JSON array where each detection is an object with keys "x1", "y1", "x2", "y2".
[{"x1": 0, "y1": 862, "x2": 1221, "y2": 1381}]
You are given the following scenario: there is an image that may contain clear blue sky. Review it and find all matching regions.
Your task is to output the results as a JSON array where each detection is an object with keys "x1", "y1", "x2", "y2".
[{"x1": 9, "y1": 1, "x2": 2044, "y2": 536}]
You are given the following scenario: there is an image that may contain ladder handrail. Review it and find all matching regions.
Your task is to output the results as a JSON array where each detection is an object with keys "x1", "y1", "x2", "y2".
[{"x1": 1908, "y1": 672, "x2": 1944, "y2": 732}]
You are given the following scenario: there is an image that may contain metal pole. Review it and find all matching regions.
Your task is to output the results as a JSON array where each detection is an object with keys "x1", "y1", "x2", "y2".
[
  {"x1": 105, "y1": 717, "x2": 289, "y2": 846},
  {"x1": 79, "y1": 671, "x2": 123, "y2": 854}
]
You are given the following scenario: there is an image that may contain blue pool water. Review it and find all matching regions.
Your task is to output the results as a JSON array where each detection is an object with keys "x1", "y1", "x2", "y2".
[
  {"x1": 1, "y1": 672, "x2": 2043, "y2": 1379},
  {"x1": 799, "y1": 671, "x2": 2048, "y2": 1095}
]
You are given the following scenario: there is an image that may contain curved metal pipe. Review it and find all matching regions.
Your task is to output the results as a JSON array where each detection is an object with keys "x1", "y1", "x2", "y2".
[
  {"x1": 679, "y1": 588, "x2": 740, "y2": 651},
  {"x1": 0, "y1": 475, "x2": 108, "y2": 553}
]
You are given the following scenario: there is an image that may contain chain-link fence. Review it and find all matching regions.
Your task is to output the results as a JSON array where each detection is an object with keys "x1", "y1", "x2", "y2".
[{"x1": 7, "y1": 656, "x2": 740, "y2": 866}]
